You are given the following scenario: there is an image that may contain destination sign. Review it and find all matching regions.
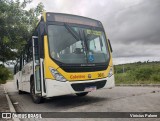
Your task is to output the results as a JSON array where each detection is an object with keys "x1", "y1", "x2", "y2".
[{"x1": 46, "y1": 13, "x2": 102, "y2": 27}]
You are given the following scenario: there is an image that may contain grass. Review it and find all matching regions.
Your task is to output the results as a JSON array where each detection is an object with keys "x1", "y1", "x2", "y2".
[{"x1": 114, "y1": 61, "x2": 160, "y2": 84}]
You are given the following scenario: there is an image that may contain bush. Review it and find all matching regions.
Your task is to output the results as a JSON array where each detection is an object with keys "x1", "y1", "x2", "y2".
[
  {"x1": 115, "y1": 62, "x2": 160, "y2": 84},
  {"x1": 133, "y1": 67, "x2": 153, "y2": 81},
  {"x1": 0, "y1": 65, "x2": 11, "y2": 84},
  {"x1": 115, "y1": 73, "x2": 135, "y2": 84},
  {"x1": 150, "y1": 74, "x2": 160, "y2": 82}
]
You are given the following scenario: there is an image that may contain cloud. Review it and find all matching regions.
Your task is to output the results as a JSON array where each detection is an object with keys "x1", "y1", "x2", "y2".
[
  {"x1": 110, "y1": 0, "x2": 160, "y2": 45},
  {"x1": 30, "y1": 0, "x2": 160, "y2": 58},
  {"x1": 112, "y1": 43, "x2": 160, "y2": 57}
]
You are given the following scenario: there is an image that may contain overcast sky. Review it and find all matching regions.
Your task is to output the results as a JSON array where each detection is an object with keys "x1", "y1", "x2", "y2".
[{"x1": 28, "y1": 0, "x2": 160, "y2": 58}]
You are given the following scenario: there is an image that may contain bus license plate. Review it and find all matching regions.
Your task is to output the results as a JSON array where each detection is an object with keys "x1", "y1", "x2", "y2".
[{"x1": 84, "y1": 86, "x2": 96, "y2": 92}]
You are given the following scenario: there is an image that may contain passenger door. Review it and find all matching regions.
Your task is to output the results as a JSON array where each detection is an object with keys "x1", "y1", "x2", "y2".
[{"x1": 32, "y1": 36, "x2": 41, "y2": 94}]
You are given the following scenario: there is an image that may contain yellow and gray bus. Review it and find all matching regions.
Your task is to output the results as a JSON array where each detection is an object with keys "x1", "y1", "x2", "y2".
[{"x1": 14, "y1": 12, "x2": 115, "y2": 103}]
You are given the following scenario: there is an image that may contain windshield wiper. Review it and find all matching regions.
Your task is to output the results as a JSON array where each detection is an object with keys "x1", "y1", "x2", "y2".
[
  {"x1": 82, "y1": 29, "x2": 89, "y2": 51},
  {"x1": 64, "y1": 23, "x2": 81, "y2": 41}
]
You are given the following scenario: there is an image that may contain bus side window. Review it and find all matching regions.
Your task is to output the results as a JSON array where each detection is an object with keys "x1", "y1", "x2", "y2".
[
  {"x1": 14, "y1": 64, "x2": 17, "y2": 74},
  {"x1": 19, "y1": 56, "x2": 23, "y2": 71},
  {"x1": 16, "y1": 61, "x2": 20, "y2": 72},
  {"x1": 23, "y1": 53, "x2": 27, "y2": 65},
  {"x1": 27, "y1": 45, "x2": 33, "y2": 62}
]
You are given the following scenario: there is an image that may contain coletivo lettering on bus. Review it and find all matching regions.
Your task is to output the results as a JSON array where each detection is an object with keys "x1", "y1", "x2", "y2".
[{"x1": 70, "y1": 75, "x2": 85, "y2": 79}]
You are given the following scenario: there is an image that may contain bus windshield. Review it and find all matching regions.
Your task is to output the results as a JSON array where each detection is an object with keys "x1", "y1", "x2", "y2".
[{"x1": 48, "y1": 24, "x2": 110, "y2": 64}]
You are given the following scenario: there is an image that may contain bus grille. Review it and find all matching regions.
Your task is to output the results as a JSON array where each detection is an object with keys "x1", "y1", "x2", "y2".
[{"x1": 60, "y1": 66, "x2": 107, "y2": 72}]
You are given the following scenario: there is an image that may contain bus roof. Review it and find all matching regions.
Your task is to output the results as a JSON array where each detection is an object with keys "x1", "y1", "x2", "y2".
[{"x1": 45, "y1": 12, "x2": 103, "y2": 28}]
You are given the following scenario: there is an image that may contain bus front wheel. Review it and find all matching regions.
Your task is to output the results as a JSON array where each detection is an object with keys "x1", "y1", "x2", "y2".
[
  {"x1": 76, "y1": 92, "x2": 88, "y2": 96},
  {"x1": 30, "y1": 80, "x2": 45, "y2": 104}
]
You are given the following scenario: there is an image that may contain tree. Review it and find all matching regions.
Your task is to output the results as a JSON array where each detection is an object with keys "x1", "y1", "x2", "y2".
[
  {"x1": 0, "y1": 0, "x2": 44, "y2": 64},
  {"x1": 0, "y1": 0, "x2": 44, "y2": 83}
]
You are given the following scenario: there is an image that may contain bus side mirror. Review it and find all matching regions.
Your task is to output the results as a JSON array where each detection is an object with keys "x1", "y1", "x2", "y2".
[{"x1": 108, "y1": 39, "x2": 113, "y2": 52}]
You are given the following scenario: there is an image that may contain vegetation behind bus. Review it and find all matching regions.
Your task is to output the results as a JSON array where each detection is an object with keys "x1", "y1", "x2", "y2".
[
  {"x1": 0, "y1": 0, "x2": 44, "y2": 84},
  {"x1": 0, "y1": 65, "x2": 12, "y2": 84},
  {"x1": 115, "y1": 61, "x2": 160, "y2": 84}
]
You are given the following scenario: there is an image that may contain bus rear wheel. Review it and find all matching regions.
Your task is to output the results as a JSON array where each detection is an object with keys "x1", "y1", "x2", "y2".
[
  {"x1": 30, "y1": 80, "x2": 45, "y2": 104},
  {"x1": 76, "y1": 92, "x2": 88, "y2": 96},
  {"x1": 17, "y1": 81, "x2": 24, "y2": 94}
]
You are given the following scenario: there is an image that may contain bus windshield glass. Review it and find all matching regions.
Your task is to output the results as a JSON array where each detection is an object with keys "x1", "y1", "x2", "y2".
[{"x1": 48, "y1": 24, "x2": 110, "y2": 64}]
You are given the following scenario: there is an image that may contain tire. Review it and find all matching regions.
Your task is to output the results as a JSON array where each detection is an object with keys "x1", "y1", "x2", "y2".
[
  {"x1": 76, "y1": 92, "x2": 88, "y2": 97},
  {"x1": 17, "y1": 81, "x2": 24, "y2": 94},
  {"x1": 18, "y1": 90, "x2": 24, "y2": 94},
  {"x1": 30, "y1": 79, "x2": 45, "y2": 104}
]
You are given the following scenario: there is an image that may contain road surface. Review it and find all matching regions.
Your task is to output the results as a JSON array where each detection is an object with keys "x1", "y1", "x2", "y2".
[{"x1": 4, "y1": 81, "x2": 160, "y2": 121}]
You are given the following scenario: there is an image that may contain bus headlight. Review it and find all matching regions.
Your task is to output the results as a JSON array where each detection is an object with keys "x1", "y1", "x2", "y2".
[
  {"x1": 108, "y1": 67, "x2": 113, "y2": 77},
  {"x1": 50, "y1": 68, "x2": 66, "y2": 82}
]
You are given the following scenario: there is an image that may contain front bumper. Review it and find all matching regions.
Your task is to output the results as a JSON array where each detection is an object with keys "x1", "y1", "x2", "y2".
[{"x1": 45, "y1": 75, "x2": 115, "y2": 97}]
